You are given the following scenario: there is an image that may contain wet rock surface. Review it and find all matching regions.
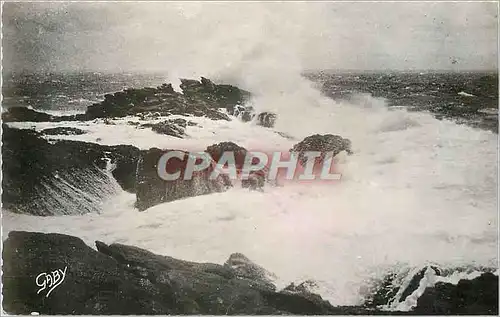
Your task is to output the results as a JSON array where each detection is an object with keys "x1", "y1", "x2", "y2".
[
  {"x1": 413, "y1": 272, "x2": 498, "y2": 315},
  {"x1": 256, "y1": 112, "x2": 277, "y2": 128},
  {"x1": 2, "y1": 125, "x2": 141, "y2": 215}
]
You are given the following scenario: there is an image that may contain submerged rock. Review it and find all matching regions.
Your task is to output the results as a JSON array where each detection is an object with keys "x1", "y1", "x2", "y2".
[
  {"x1": 140, "y1": 120, "x2": 186, "y2": 138},
  {"x1": 290, "y1": 134, "x2": 353, "y2": 165},
  {"x1": 256, "y1": 112, "x2": 277, "y2": 128},
  {"x1": 41, "y1": 127, "x2": 87, "y2": 135},
  {"x1": 135, "y1": 148, "x2": 230, "y2": 211},
  {"x1": 233, "y1": 104, "x2": 255, "y2": 122}
]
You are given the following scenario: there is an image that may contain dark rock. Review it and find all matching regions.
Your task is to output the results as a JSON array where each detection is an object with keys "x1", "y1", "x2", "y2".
[
  {"x1": 224, "y1": 253, "x2": 277, "y2": 291},
  {"x1": 205, "y1": 142, "x2": 248, "y2": 170},
  {"x1": 205, "y1": 142, "x2": 265, "y2": 190},
  {"x1": 41, "y1": 127, "x2": 87, "y2": 135},
  {"x1": 140, "y1": 120, "x2": 185, "y2": 138},
  {"x1": 241, "y1": 172, "x2": 266, "y2": 191},
  {"x1": 180, "y1": 77, "x2": 251, "y2": 114},
  {"x1": 413, "y1": 272, "x2": 499, "y2": 315},
  {"x1": 399, "y1": 267, "x2": 441, "y2": 303},
  {"x1": 256, "y1": 112, "x2": 277, "y2": 128},
  {"x1": 2, "y1": 107, "x2": 53, "y2": 122},
  {"x1": 4, "y1": 231, "x2": 496, "y2": 315},
  {"x1": 2, "y1": 125, "x2": 141, "y2": 215},
  {"x1": 2, "y1": 231, "x2": 184, "y2": 315},
  {"x1": 1, "y1": 78, "x2": 248, "y2": 124},
  {"x1": 85, "y1": 78, "x2": 245, "y2": 121},
  {"x1": 135, "y1": 148, "x2": 230, "y2": 211},
  {"x1": 364, "y1": 266, "x2": 441, "y2": 308},
  {"x1": 290, "y1": 134, "x2": 353, "y2": 166},
  {"x1": 1, "y1": 231, "x2": 339, "y2": 315},
  {"x1": 2, "y1": 106, "x2": 91, "y2": 123},
  {"x1": 280, "y1": 280, "x2": 335, "y2": 312},
  {"x1": 233, "y1": 104, "x2": 255, "y2": 122}
]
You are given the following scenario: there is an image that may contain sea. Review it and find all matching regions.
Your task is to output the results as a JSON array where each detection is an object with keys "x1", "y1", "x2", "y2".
[{"x1": 2, "y1": 70, "x2": 499, "y2": 309}]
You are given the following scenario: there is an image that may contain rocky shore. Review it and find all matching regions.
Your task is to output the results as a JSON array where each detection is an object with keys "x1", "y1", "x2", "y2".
[{"x1": 3, "y1": 231, "x2": 498, "y2": 315}]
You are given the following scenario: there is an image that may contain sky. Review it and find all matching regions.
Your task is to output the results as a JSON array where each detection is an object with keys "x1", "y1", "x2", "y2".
[{"x1": 2, "y1": 1, "x2": 498, "y2": 74}]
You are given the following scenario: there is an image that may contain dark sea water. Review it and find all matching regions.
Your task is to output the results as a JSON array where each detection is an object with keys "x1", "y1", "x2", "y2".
[
  {"x1": 2, "y1": 71, "x2": 498, "y2": 132},
  {"x1": 308, "y1": 71, "x2": 498, "y2": 133}
]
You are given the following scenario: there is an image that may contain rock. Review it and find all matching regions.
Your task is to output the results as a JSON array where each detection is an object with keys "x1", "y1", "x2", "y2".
[
  {"x1": 205, "y1": 142, "x2": 248, "y2": 170},
  {"x1": 364, "y1": 266, "x2": 441, "y2": 308},
  {"x1": 2, "y1": 107, "x2": 91, "y2": 123},
  {"x1": 256, "y1": 112, "x2": 277, "y2": 128},
  {"x1": 2, "y1": 125, "x2": 141, "y2": 215},
  {"x1": 290, "y1": 134, "x2": 353, "y2": 166},
  {"x1": 85, "y1": 78, "x2": 246, "y2": 121},
  {"x1": 224, "y1": 253, "x2": 277, "y2": 291},
  {"x1": 135, "y1": 148, "x2": 230, "y2": 211},
  {"x1": 413, "y1": 272, "x2": 498, "y2": 315},
  {"x1": 2, "y1": 231, "x2": 342, "y2": 315},
  {"x1": 233, "y1": 104, "x2": 255, "y2": 122},
  {"x1": 281, "y1": 280, "x2": 334, "y2": 311},
  {"x1": 180, "y1": 77, "x2": 251, "y2": 114},
  {"x1": 4, "y1": 231, "x2": 496, "y2": 315},
  {"x1": 1, "y1": 78, "x2": 248, "y2": 124},
  {"x1": 140, "y1": 120, "x2": 185, "y2": 138},
  {"x1": 205, "y1": 142, "x2": 265, "y2": 190},
  {"x1": 2, "y1": 107, "x2": 53, "y2": 122},
  {"x1": 241, "y1": 172, "x2": 266, "y2": 191},
  {"x1": 41, "y1": 127, "x2": 87, "y2": 135}
]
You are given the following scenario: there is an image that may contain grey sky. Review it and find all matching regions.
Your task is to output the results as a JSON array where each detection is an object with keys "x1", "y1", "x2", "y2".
[{"x1": 2, "y1": 1, "x2": 498, "y2": 74}]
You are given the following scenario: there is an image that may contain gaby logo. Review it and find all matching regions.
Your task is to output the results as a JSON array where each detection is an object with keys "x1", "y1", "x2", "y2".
[
  {"x1": 157, "y1": 150, "x2": 342, "y2": 182},
  {"x1": 36, "y1": 266, "x2": 68, "y2": 298}
]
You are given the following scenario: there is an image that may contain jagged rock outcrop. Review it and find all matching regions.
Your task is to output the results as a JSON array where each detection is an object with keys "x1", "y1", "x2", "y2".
[
  {"x1": 1, "y1": 125, "x2": 141, "y2": 215},
  {"x1": 290, "y1": 134, "x2": 353, "y2": 166},
  {"x1": 2, "y1": 78, "x2": 250, "y2": 123},
  {"x1": 135, "y1": 148, "x2": 230, "y2": 211},
  {"x1": 363, "y1": 265, "x2": 498, "y2": 315},
  {"x1": 180, "y1": 77, "x2": 251, "y2": 114},
  {"x1": 256, "y1": 112, "x2": 277, "y2": 128}
]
